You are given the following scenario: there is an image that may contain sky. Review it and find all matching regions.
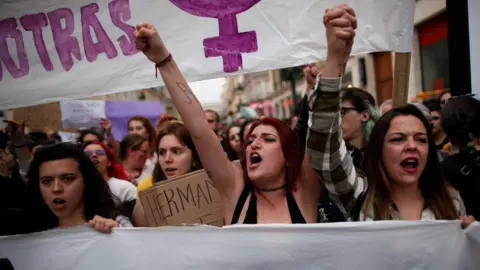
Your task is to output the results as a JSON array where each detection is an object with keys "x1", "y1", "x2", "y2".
[{"x1": 189, "y1": 78, "x2": 225, "y2": 104}]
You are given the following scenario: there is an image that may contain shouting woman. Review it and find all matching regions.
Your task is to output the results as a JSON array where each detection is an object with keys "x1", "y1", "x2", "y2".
[
  {"x1": 306, "y1": 5, "x2": 475, "y2": 226},
  {"x1": 28, "y1": 143, "x2": 132, "y2": 233},
  {"x1": 131, "y1": 18, "x2": 333, "y2": 224}
]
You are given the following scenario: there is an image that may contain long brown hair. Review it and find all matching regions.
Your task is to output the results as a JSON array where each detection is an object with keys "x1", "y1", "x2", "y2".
[
  {"x1": 128, "y1": 116, "x2": 157, "y2": 155},
  {"x1": 362, "y1": 105, "x2": 459, "y2": 220},
  {"x1": 152, "y1": 121, "x2": 203, "y2": 184}
]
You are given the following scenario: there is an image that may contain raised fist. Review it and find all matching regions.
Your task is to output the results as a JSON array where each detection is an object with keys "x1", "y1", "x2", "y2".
[
  {"x1": 323, "y1": 5, "x2": 357, "y2": 59},
  {"x1": 134, "y1": 23, "x2": 170, "y2": 64}
]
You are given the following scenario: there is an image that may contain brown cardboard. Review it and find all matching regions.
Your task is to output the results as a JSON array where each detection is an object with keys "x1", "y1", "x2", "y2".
[
  {"x1": 12, "y1": 102, "x2": 76, "y2": 132},
  {"x1": 139, "y1": 169, "x2": 224, "y2": 227}
]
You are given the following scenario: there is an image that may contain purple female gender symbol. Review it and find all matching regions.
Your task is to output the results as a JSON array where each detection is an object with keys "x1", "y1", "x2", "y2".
[{"x1": 169, "y1": 0, "x2": 260, "y2": 73}]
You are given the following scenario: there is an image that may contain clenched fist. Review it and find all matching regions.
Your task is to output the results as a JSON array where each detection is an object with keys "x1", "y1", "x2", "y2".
[
  {"x1": 324, "y1": 4, "x2": 357, "y2": 60},
  {"x1": 134, "y1": 23, "x2": 170, "y2": 64}
]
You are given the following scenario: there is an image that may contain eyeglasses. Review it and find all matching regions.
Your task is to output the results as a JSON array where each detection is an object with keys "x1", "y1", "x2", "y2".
[
  {"x1": 340, "y1": 107, "x2": 358, "y2": 116},
  {"x1": 84, "y1": 149, "x2": 106, "y2": 157}
]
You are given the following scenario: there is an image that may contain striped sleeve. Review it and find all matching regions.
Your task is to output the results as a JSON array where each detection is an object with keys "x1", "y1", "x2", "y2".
[{"x1": 306, "y1": 76, "x2": 367, "y2": 218}]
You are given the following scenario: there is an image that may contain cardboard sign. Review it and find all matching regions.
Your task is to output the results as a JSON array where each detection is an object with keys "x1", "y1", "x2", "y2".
[{"x1": 139, "y1": 170, "x2": 223, "y2": 227}]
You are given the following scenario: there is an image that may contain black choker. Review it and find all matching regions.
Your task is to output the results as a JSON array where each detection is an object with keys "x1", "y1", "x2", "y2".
[{"x1": 256, "y1": 183, "x2": 287, "y2": 192}]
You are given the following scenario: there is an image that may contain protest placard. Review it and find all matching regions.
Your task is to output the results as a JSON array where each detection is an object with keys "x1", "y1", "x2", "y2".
[
  {"x1": 139, "y1": 169, "x2": 223, "y2": 227},
  {"x1": 60, "y1": 100, "x2": 106, "y2": 129}
]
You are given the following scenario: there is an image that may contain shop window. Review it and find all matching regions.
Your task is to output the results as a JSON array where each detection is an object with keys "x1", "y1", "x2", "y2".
[{"x1": 419, "y1": 13, "x2": 449, "y2": 92}]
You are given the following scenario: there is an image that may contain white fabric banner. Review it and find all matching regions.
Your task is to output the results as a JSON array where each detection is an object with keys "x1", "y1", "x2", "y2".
[
  {"x1": 0, "y1": 221, "x2": 479, "y2": 270},
  {"x1": 0, "y1": 0, "x2": 415, "y2": 109}
]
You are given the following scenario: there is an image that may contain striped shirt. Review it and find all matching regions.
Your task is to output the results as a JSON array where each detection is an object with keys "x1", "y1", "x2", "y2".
[{"x1": 306, "y1": 77, "x2": 466, "y2": 221}]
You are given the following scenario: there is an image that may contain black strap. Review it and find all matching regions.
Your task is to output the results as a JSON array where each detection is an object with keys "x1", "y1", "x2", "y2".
[
  {"x1": 286, "y1": 192, "x2": 306, "y2": 224},
  {"x1": 351, "y1": 191, "x2": 368, "y2": 221},
  {"x1": 230, "y1": 185, "x2": 251, "y2": 224},
  {"x1": 231, "y1": 185, "x2": 307, "y2": 224}
]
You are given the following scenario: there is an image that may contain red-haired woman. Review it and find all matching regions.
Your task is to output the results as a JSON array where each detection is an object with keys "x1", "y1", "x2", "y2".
[
  {"x1": 83, "y1": 141, "x2": 136, "y2": 204},
  {"x1": 133, "y1": 24, "x2": 321, "y2": 224}
]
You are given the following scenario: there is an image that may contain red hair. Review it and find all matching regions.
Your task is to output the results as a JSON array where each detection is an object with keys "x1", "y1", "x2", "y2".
[
  {"x1": 84, "y1": 141, "x2": 129, "y2": 181},
  {"x1": 157, "y1": 114, "x2": 179, "y2": 129},
  {"x1": 241, "y1": 117, "x2": 302, "y2": 192}
]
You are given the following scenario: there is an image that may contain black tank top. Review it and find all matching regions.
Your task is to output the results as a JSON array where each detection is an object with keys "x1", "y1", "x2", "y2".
[{"x1": 230, "y1": 184, "x2": 307, "y2": 224}]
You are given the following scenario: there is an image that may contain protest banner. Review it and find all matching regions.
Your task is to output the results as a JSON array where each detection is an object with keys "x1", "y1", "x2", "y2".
[
  {"x1": 60, "y1": 100, "x2": 106, "y2": 129},
  {"x1": 139, "y1": 169, "x2": 223, "y2": 227},
  {"x1": 0, "y1": 222, "x2": 479, "y2": 270},
  {"x1": 0, "y1": 0, "x2": 415, "y2": 110},
  {"x1": 105, "y1": 101, "x2": 163, "y2": 140}
]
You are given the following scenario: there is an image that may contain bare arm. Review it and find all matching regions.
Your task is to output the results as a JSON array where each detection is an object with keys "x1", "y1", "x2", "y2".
[
  {"x1": 100, "y1": 118, "x2": 120, "y2": 157},
  {"x1": 132, "y1": 200, "x2": 149, "y2": 227},
  {"x1": 133, "y1": 24, "x2": 239, "y2": 196},
  {"x1": 156, "y1": 61, "x2": 238, "y2": 194},
  {"x1": 4, "y1": 121, "x2": 32, "y2": 182}
]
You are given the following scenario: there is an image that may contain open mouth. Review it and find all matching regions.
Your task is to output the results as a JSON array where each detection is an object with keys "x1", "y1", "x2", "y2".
[
  {"x1": 52, "y1": 198, "x2": 66, "y2": 209},
  {"x1": 165, "y1": 168, "x2": 177, "y2": 174},
  {"x1": 400, "y1": 158, "x2": 418, "y2": 171},
  {"x1": 250, "y1": 152, "x2": 263, "y2": 165}
]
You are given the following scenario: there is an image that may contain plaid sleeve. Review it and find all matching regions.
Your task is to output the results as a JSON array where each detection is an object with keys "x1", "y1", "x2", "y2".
[
  {"x1": 116, "y1": 215, "x2": 133, "y2": 227},
  {"x1": 306, "y1": 77, "x2": 367, "y2": 218}
]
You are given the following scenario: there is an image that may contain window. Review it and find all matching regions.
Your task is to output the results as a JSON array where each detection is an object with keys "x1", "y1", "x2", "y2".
[{"x1": 418, "y1": 13, "x2": 449, "y2": 91}]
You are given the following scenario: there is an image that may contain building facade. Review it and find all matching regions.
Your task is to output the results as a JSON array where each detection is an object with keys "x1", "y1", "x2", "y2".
[{"x1": 346, "y1": 0, "x2": 447, "y2": 105}]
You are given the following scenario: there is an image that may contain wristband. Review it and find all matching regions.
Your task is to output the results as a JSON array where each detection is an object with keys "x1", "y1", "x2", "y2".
[{"x1": 155, "y1": 53, "x2": 172, "y2": 78}]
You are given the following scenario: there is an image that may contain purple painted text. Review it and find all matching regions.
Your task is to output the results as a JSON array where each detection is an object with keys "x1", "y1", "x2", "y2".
[{"x1": 0, "y1": 0, "x2": 138, "y2": 81}]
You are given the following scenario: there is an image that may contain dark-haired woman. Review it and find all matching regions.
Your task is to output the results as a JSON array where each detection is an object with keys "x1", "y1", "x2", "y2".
[
  {"x1": 133, "y1": 120, "x2": 203, "y2": 226},
  {"x1": 224, "y1": 124, "x2": 242, "y2": 161},
  {"x1": 119, "y1": 134, "x2": 151, "y2": 184},
  {"x1": 307, "y1": 5, "x2": 474, "y2": 226},
  {"x1": 77, "y1": 128, "x2": 104, "y2": 145},
  {"x1": 133, "y1": 18, "x2": 330, "y2": 224},
  {"x1": 441, "y1": 96, "x2": 480, "y2": 220},
  {"x1": 28, "y1": 143, "x2": 132, "y2": 233}
]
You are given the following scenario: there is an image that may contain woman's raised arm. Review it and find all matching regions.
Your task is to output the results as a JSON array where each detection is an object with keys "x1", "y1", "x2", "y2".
[{"x1": 133, "y1": 24, "x2": 239, "y2": 196}]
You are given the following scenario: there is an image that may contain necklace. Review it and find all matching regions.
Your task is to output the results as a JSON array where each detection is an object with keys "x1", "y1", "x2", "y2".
[{"x1": 256, "y1": 183, "x2": 287, "y2": 192}]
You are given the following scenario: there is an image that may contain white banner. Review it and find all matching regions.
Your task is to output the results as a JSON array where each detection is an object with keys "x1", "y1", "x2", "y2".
[
  {"x1": 0, "y1": 222, "x2": 479, "y2": 270},
  {"x1": 0, "y1": 0, "x2": 415, "y2": 110}
]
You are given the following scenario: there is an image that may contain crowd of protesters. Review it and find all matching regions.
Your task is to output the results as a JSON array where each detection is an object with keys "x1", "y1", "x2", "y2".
[{"x1": 1, "y1": 5, "x2": 478, "y2": 236}]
